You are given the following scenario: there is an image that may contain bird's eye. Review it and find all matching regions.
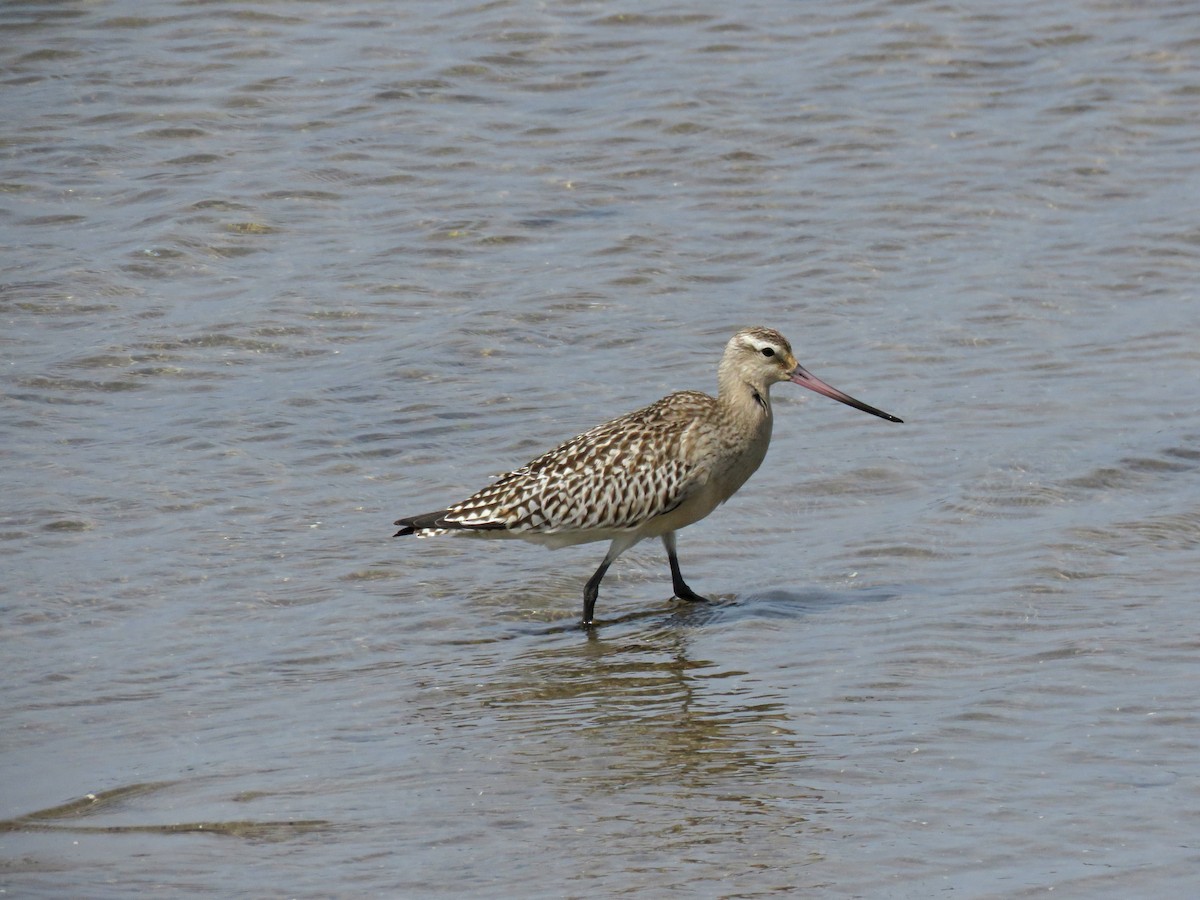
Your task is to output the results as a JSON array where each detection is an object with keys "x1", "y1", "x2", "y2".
[{"x1": 760, "y1": 347, "x2": 775, "y2": 357}]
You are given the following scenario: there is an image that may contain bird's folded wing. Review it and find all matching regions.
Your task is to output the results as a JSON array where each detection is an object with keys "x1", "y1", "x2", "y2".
[{"x1": 439, "y1": 395, "x2": 711, "y2": 534}]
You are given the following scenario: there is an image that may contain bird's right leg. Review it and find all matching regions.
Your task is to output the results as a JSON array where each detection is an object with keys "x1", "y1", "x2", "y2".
[
  {"x1": 582, "y1": 535, "x2": 637, "y2": 625},
  {"x1": 662, "y1": 531, "x2": 709, "y2": 603}
]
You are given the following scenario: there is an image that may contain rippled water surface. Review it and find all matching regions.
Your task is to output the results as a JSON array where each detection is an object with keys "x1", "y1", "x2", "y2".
[{"x1": 4, "y1": 0, "x2": 1200, "y2": 896}]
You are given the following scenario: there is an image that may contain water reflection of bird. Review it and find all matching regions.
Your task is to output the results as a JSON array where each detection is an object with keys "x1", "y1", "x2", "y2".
[{"x1": 394, "y1": 327, "x2": 902, "y2": 625}]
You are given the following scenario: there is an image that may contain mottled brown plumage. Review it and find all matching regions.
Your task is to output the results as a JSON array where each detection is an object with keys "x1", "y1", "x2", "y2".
[{"x1": 394, "y1": 327, "x2": 901, "y2": 625}]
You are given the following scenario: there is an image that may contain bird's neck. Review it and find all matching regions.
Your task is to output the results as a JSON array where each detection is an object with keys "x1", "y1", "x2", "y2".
[{"x1": 716, "y1": 366, "x2": 773, "y2": 431}]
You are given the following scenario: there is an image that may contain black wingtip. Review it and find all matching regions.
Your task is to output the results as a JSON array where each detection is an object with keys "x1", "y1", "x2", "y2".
[
  {"x1": 392, "y1": 509, "x2": 508, "y2": 537},
  {"x1": 393, "y1": 510, "x2": 448, "y2": 536}
]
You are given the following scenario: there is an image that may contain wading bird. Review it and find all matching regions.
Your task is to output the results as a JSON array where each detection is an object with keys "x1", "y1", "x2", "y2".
[{"x1": 394, "y1": 327, "x2": 901, "y2": 625}]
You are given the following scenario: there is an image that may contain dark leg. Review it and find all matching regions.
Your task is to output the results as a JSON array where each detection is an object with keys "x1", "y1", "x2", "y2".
[
  {"x1": 582, "y1": 536, "x2": 637, "y2": 625},
  {"x1": 662, "y1": 532, "x2": 709, "y2": 602},
  {"x1": 582, "y1": 558, "x2": 611, "y2": 626}
]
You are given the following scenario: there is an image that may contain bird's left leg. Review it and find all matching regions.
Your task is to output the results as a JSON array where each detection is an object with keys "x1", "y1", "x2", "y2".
[
  {"x1": 582, "y1": 534, "x2": 639, "y2": 625},
  {"x1": 662, "y1": 531, "x2": 709, "y2": 602}
]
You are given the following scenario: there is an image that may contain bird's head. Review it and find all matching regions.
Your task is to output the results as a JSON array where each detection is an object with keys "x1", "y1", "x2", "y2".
[{"x1": 725, "y1": 326, "x2": 902, "y2": 423}]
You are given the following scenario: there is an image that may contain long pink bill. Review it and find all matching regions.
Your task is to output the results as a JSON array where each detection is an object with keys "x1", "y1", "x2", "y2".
[{"x1": 789, "y1": 365, "x2": 903, "y2": 423}]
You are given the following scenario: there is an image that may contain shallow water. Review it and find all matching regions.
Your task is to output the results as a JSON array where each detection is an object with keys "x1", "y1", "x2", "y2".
[{"x1": 4, "y1": 0, "x2": 1200, "y2": 896}]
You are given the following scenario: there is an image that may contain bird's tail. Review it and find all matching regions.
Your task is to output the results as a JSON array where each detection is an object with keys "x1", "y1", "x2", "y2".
[
  {"x1": 393, "y1": 510, "x2": 450, "y2": 537},
  {"x1": 393, "y1": 510, "x2": 505, "y2": 537}
]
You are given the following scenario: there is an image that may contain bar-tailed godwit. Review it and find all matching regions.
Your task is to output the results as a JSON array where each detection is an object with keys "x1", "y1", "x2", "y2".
[{"x1": 394, "y1": 326, "x2": 901, "y2": 625}]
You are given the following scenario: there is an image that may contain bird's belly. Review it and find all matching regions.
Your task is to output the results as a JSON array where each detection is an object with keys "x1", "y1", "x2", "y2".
[
  {"x1": 637, "y1": 484, "x2": 725, "y2": 538},
  {"x1": 639, "y1": 441, "x2": 766, "y2": 538},
  {"x1": 513, "y1": 527, "x2": 636, "y2": 550},
  {"x1": 484, "y1": 492, "x2": 726, "y2": 550}
]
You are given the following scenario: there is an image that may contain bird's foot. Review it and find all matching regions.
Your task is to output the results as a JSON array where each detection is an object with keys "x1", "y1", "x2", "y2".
[{"x1": 673, "y1": 584, "x2": 710, "y2": 603}]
